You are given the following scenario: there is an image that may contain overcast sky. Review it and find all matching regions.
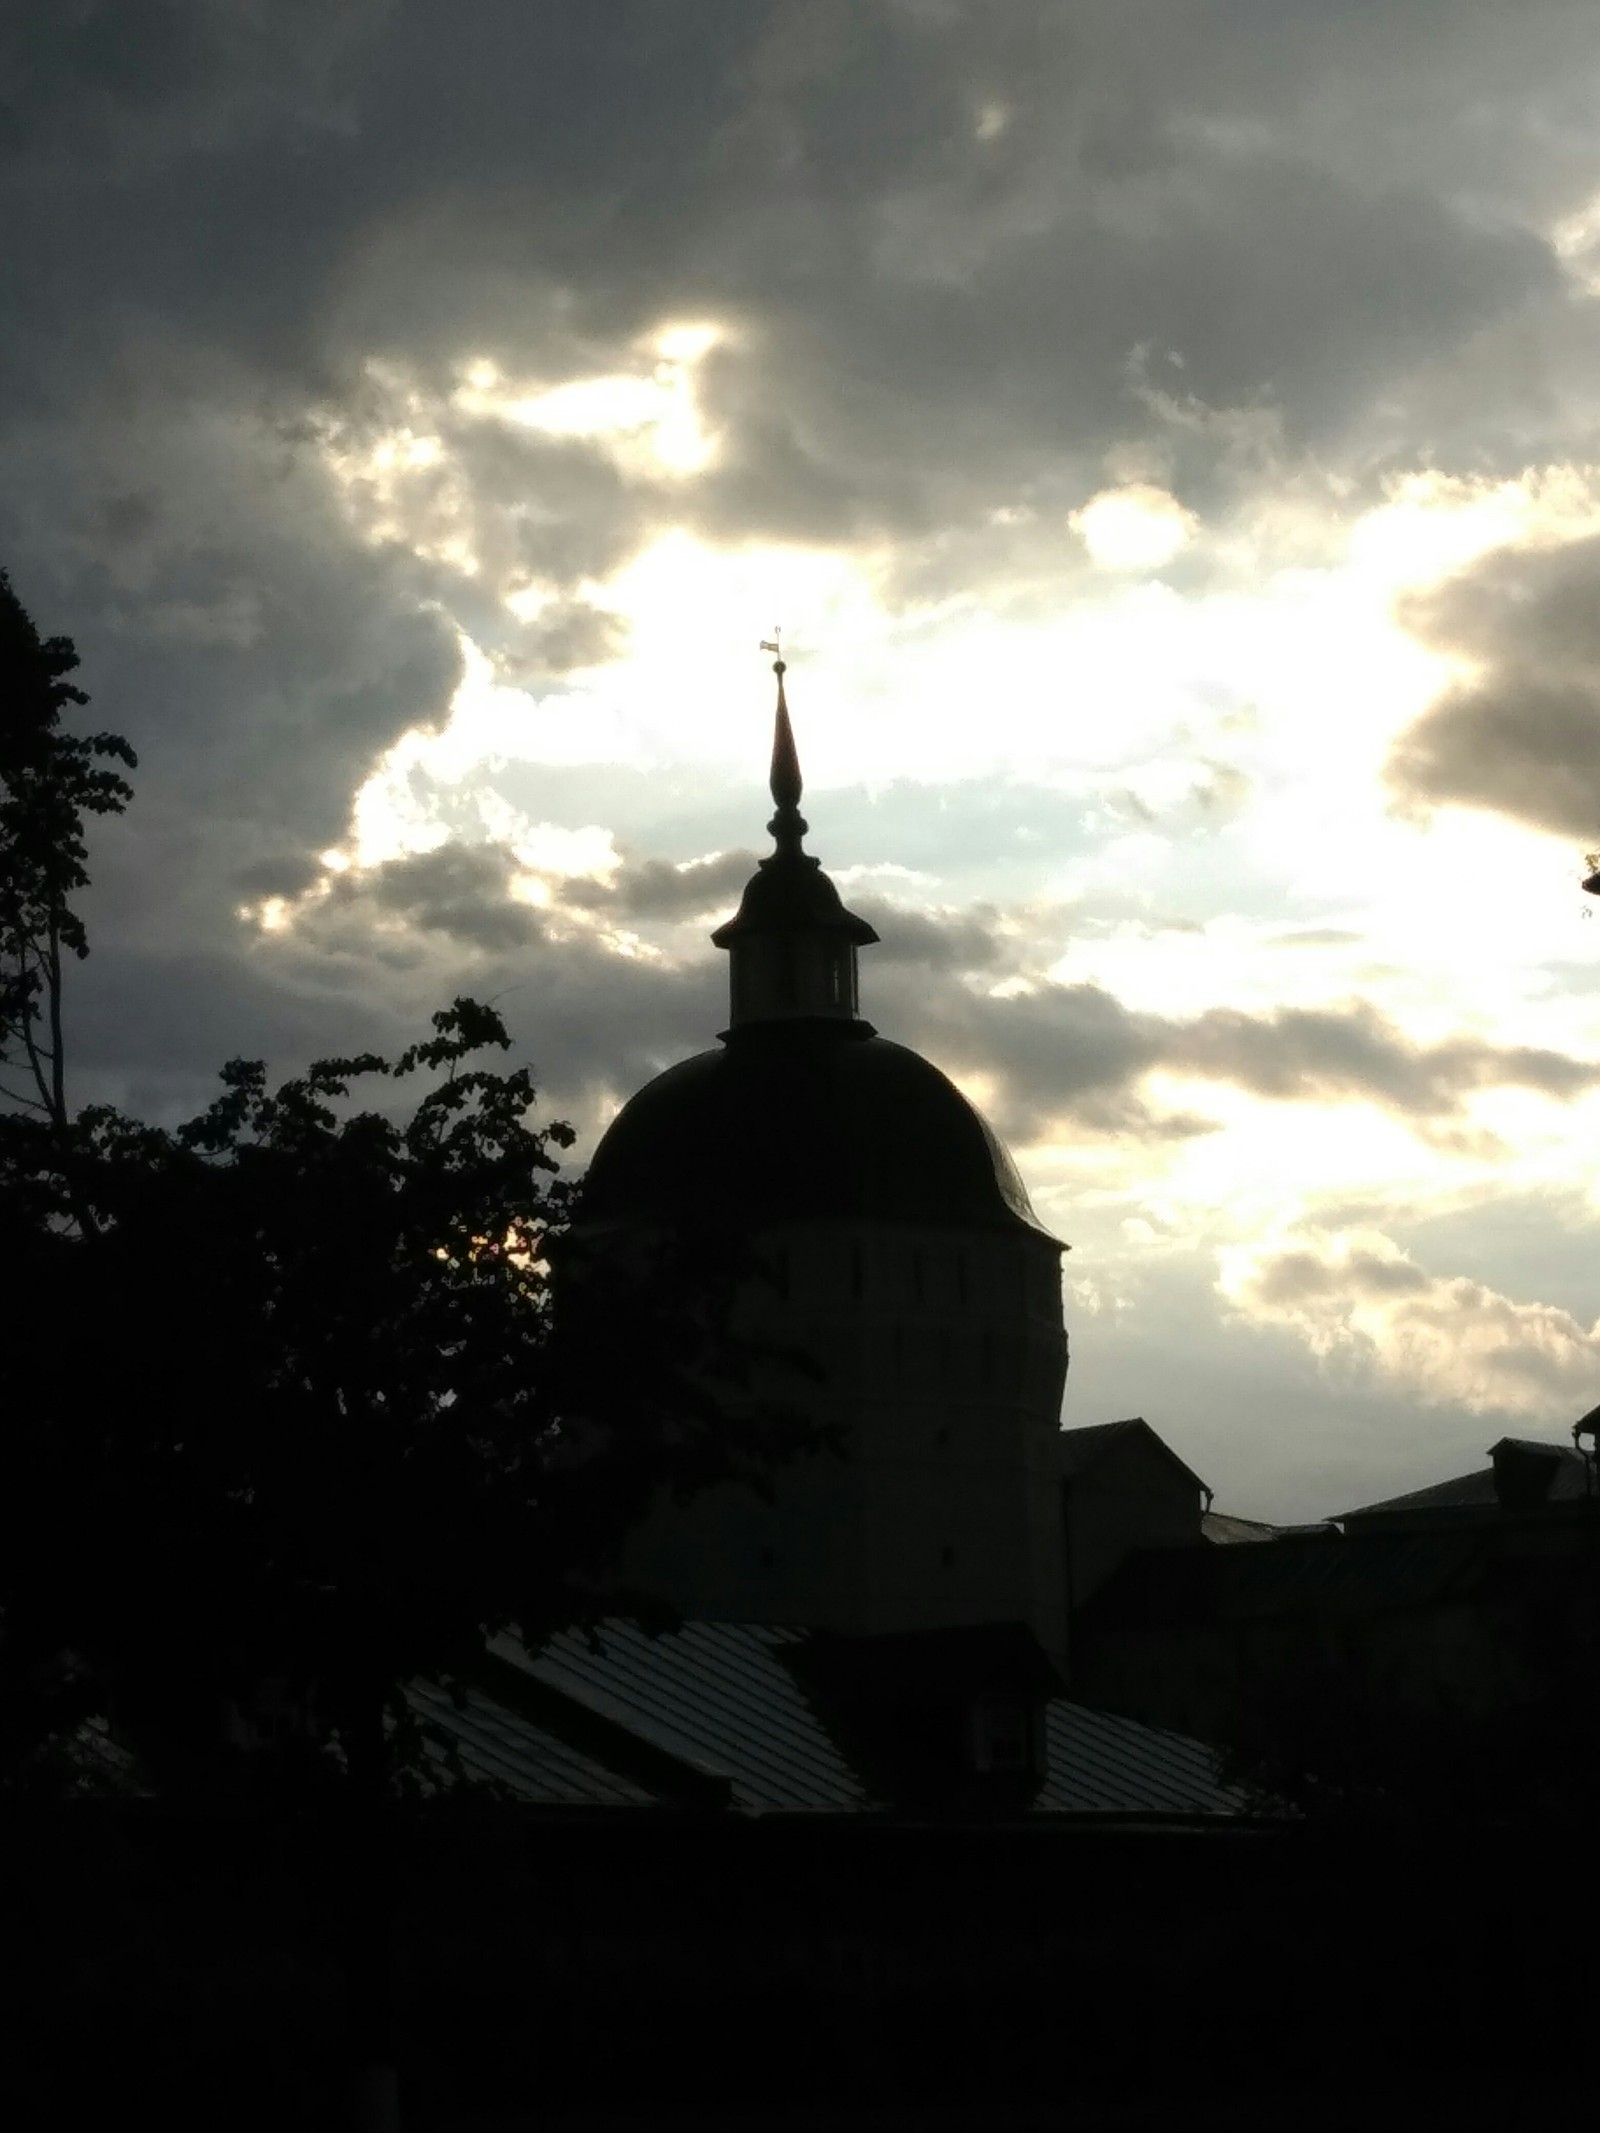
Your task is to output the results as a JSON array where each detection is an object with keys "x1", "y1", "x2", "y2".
[{"x1": 9, "y1": 0, "x2": 1600, "y2": 1519}]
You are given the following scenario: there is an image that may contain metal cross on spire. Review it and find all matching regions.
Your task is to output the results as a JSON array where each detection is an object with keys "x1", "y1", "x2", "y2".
[{"x1": 758, "y1": 627, "x2": 805, "y2": 846}]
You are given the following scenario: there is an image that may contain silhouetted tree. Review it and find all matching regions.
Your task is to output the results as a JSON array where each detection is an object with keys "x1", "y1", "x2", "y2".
[
  {"x1": 0, "y1": 569, "x2": 134, "y2": 1140},
  {"x1": 0, "y1": 572, "x2": 135, "y2": 1794},
  {"x1": 0, "y1": 573, "x2": 825, "y2": 2124},
  {"x1": 36, "y1": 1002, "x2": 808, "y2": 1762},
  {"x1": 6, "y1": 997, "x2": 819, "y2": 2120}
]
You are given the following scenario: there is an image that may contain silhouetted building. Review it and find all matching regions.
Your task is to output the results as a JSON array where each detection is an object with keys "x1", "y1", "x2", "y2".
[
  {"x1": 551, "y1": 662, "x2": 1284, "y2": 1816},
  {"x1": 1337, "y1": 1432, "x2": 1597, "y2": 1533},
  {"x1": 580, "y1": 656, "x2": 1071, "y2": 1663},
  {"x1": 1059, "y1": 1416, "x2": 1209, "y2": 1609},
  {"x1": 1072, "y1": 1417, "x2": 1600, "y2": 1755},
  {"x1": 413, "y1": 1618, "x2": 1245, "y2": 1819}
]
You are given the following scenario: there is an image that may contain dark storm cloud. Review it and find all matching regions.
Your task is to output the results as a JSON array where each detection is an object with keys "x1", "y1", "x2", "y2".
[
  {"x1": 0, "y1": 380, "x2": 465, "y2": 946},
  {"x1": 5, "y1": 1, "x2": 1574, "y2": 545},
  {"x1": 339, "y1": 842, "x2": 546, "y2": 952},
  {"x1": 852, "y1": 899, "x2": 1007, "y2": 972},
  {"x1": 71, "y1": 855, "x2": 724, "y2": 1132},
  {"x1": 874, "y1": 959, "x2": 1600, "y2": 1147},
  {"x1": 1389, "y1": 531, "x2": 1600, "y2": 838},
  {"x1": 62, "y1": 818, "x2": 1600, "y2": 1163},
  {"x1": 5, "y1": 0, "x2": 1600, "y2": 1114}
]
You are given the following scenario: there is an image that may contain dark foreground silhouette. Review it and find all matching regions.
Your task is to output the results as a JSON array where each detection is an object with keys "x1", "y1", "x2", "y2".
[{"x1": 1, "y1": 1797, "x2": 1590, "y2": 2130}]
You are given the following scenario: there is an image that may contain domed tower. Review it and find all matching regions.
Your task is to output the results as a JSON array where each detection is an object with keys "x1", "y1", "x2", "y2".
[{"x1": 581, "y1": 656, "x2": 1070, "y2": 1658}]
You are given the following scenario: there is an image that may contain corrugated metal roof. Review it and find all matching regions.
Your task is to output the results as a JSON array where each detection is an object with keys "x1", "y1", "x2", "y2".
[
  {"x1": 488, "y1": 1620, "x2": 875, "y2": 1815},
  {"x1": 406, "y1": 1677, "x2": 656, "y2": 1807},
  {"x1": 1037, "y1": 1699, "x2": 1247, "y2": 1817},
  {"x1": 65, "y1": 1714, "x2": 148, "y2": 1796},
  {"x1": 456, "y1": 1619, "x2": 1247, "y2": 1820}
]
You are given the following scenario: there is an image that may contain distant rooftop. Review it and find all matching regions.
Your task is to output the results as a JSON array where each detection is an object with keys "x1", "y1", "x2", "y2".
[
  {"x1": 1202, "y1": 1511, "x2": 1334, "y2": 1545},
  {"x1": 1082, "y1": 1525, "x2": 1492, "y2": 1631},
  {"x1": 1059, "y1": 1416, "x2": 1209, "y2": 1494},
  {"x1": 1338, "y1": 1437, "x2": 1596, "y2": 1525}
]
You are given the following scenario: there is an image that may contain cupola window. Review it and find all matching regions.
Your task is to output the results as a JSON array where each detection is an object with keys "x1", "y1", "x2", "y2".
[
  {"x1": 969, "y1": 1697, "x2": 1033, "y2": 1775},
  {"x1": 710, "y1": 651, "x2": 879, "y2": 1031}
]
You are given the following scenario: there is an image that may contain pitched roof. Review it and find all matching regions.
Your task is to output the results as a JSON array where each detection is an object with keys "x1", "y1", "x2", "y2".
[
  {"x1": 407, "y1": 1677, "x2": 655, "y2": 1807},
  {"x1": 1203, "y1": 1512, "x2": 1282, "y2": 1544},
  {"x1": 407, "y1": 1618, "x2": 1249, "y2": 1820},
  {"x1": 1037, "y1": 1699, "x2": 1247, "y2": 1816},
  {"x1": 1203, "y1": 1512, "x2": 1335, "y2": 1544},
  {"x1": 1058, "y1": 1417, "x2": 1208, "y2": 1493},
  {"x1": 487, "y1": 1619, "x2": 872, "y2": 1815},
  {"x1": 1338, "y1": 1439, "x2": 1594, "y2": 1523}
]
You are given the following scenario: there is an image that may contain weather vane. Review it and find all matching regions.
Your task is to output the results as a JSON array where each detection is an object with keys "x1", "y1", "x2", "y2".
[{"x1": 760, "y1": 627, "x2": 786, "y2": 675}]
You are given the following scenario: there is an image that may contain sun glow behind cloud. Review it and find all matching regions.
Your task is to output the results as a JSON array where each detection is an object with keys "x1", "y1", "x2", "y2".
[
  {"x1": 299, "y1": 357, "x2": 1600, "y2": 1435},
  {"x1": 451, "y1": 323, "x2": 725, "y2": 475},
  {"x1": 317, "y1": 396, "x2": 1600, "y2": 1029},
  {"x1": 1073, "y1": 483, "x2": 1198, "y2": 571}
]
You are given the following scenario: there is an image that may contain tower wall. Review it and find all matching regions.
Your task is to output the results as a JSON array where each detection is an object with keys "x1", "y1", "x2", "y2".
[{"x1": 611, "y1": 1217, "x2": 1070, "y2": 1661}]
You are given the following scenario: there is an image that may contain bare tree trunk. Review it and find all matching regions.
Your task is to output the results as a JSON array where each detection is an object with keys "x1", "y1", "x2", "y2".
[{"x1": 45, "y1": 915, "x2": 65, "y2": 1133}]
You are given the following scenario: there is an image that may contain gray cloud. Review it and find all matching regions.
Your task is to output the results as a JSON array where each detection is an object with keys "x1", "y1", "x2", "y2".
[
  {"x1": 875, "y1": 962, "x2": 1600, "y2": 1148},
  {"x1": 561, "y1": 848, "x2": 760, "y2": 923},
  {"x1": 5, "y1": 4, "x2": 1600, "y2": 1242},
  {"x1": 852, "y1": 899, "x2": 1007, "y2": 971},
  {"x1": 1269, "y1": 928, "x2": 1364, "y2": 949},
  {"x1": 71, "y1": 856, "x2": 722, "y2": 1136},
  {"x1": 1390, "y1": 532, "x2": 1600, "y2": 838},
  {"x1": 1178, "y1": 999, "x2": 1596, "y2": 1109},
  {"x1": 1221, "y1": 1223, "x2": 1600, "y2": 1421},
  {"x1": 1, "y1": 0, "x2": 1583, "y2": 957},
  {"x1": 336, "y1": 842, "x2": 546, "y2": 952},
  {"x1": 56, "y1": 810, "x2": 1600, "y2": 1262}
]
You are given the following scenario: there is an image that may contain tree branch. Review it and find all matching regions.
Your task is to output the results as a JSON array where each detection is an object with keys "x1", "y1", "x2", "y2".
[
  {"x1": 46, "y1": 914, "x2": 66, "y2": 1132},
  {"x1": 0, "y1": 1077, "x2": 51, "y2": 1114},
  {"x1": 19, "y1": 983, "x2": 54, "y2": 1121}
]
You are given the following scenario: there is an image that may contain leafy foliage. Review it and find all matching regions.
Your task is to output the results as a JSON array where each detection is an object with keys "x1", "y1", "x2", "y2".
[
  {"x1": 3, "y1": 997, "x2": 820, "y2": 1798},
  {"x1": 0, "y1": 569, "x2": 823, "y2": 1811},
  {"x1": 0, "y1": 569, "x2": 134, "y2": 1131}
]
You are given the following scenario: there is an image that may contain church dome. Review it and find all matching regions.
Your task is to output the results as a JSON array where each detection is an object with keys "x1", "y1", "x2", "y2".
[
  {"x1": 580, "y1": 651, "x2": 1055, "y2": 1242},
  {"x1": 582, "y1": 1022, "x2": 1049, "y2": 1236}
]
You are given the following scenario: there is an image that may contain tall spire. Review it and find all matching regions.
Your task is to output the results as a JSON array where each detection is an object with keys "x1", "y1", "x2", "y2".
[
  {"x1": 711, "y1": 638, "x2": 878, "y2": 1034},
  {"x1": 761, "y1": 634, "x2": 807, "y2": 856}
]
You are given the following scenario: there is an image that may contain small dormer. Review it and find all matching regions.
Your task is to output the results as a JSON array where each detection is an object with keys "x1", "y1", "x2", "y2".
[
  {"x1": 967, "y1": 1692, "x2": 1044, "y2": 1778},
  {"x1": 786, "y1": 1622, "x2": 1061, "y2": 1812},
  {"x1": 1490, "y1": 1437, "x2": 1569, "y2": 1512}
]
